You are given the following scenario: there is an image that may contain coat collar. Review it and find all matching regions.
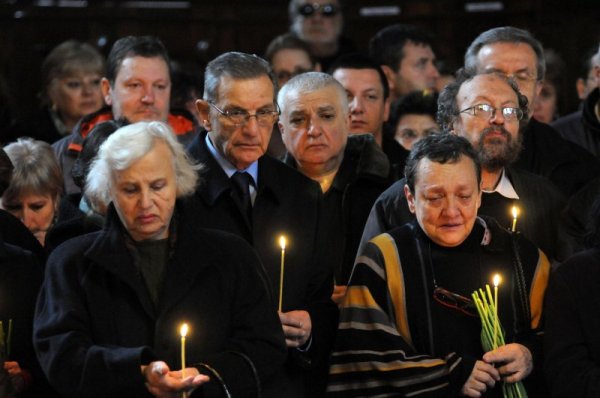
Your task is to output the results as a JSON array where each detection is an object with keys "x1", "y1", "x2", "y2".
[
  {"x1": 189, "y1": 131, "x2": 283, "y2": 207},
  {"x1": 83, "y1": 202, "x2": 219, "y2": 318}
]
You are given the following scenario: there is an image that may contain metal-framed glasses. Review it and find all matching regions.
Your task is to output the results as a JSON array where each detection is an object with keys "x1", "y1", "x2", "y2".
[
  {"x1": 460, "y1": 104, "x2": 524, "y2": 121},
  {"x1": 297, "y1": 3, "x2": 339, "y2": 17},
  {"x1": 208, "y1": 102, "x2": 280, "y2": 127},
  {"x1": 433, "y1": 286, "x2": 478, "y2": 317}
]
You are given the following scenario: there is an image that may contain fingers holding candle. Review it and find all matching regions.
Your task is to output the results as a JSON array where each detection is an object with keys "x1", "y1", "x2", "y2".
[
  {"x1": 143, "y1": 361, "x2": 209, "y2": 397},
  {"x1": 279, "y1": 310, "x2": 312, "y2": 348}
]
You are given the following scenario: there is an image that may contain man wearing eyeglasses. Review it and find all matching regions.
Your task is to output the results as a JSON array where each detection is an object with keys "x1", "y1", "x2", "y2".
[
  {"x1": 465, "y1": 26, "x2": 600, "y2": 197},
  {"x1": 359, "y1": 69, "x2": 570, "y2": 267},
  {"x1": 288, "y1": 0, "x2": 355, "y2": 72},
  {"x1": 328, "y1": 133, "x2": 550, "y2": 397},
  {"x1": 186, "y1": 51, "x2": 338, "y2": 397}
]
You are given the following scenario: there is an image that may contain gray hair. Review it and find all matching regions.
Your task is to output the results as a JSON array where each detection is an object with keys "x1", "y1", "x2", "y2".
[
  {"x1": 203, "y1": 52, "x2": 277, "y2": 102},
  {"x1": 464, "y1": 26, "x2": 546, "y2": 81},
  {"x1": 437, "y1": 68, "x2": 529, "y2": 131},
  {"x1": 278, "y1": 71, "x2": 348, "y2": 115},
  {"x1": 85, "y1": 121, "x2": 200, "y2": 208},
  {"x1": 3, "y1": 138, "x2": 63, "y2": 203}
]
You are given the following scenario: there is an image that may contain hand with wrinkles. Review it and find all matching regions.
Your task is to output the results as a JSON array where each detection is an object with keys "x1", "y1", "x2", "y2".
[{"x1": 279, "y1": 310, "x2": 312, "y2": 348}]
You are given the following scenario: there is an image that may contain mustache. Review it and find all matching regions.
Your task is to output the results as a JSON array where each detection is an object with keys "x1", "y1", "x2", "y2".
[{"x1": 481, "y1": 127, "x2": 511, "y2": 140}]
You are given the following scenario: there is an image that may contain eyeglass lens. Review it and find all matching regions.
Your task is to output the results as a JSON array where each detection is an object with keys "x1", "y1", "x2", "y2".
[{"x1": 298, "y1": 3, "x2": 338, "y2": 17}]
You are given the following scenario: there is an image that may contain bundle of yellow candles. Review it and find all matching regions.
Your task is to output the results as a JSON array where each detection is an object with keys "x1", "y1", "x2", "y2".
[{"x1": 472, "y1": 275, "x2": 528, "y2": 398}]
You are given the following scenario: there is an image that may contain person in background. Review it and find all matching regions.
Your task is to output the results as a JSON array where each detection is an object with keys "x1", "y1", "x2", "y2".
[
  {"x1": 369, "y1": 23, "x2": 440, "y2": 102},
  {"x1": 544, "y1": 194, "x2": 600, "y2": 398},
  {"x1": 328, "y1": 134, "x2": 549, "y2": 397},
  {"x1": 533, "y1": 49, "x2": 566, "y2": 124},
  {"x1": 329, "y1": 53, "x2": 407, "y2": 179},
  {"x1": 7, "y1": 40, "x2": 105, "y2": 144},
  {"x1": 0, "y1": 148, "x2": 58, "y2": 398},
  {"x1": 552, "y1": 43, "x2": 600, "y2": 157},
  {"x1": 390, "y1": 90, "x2": 440, "y2": 150},
  {"x1": 288, "y1": 0, "x2": 355, "y2": 72},
  {"x1": 34, "y1": 121, "x2": 286, "y2": 398},
  {"x1": 264, "y1": 32, "x2": 318, "y2": 158},
  {"x1": 1, "y1": 138, "x2": 63, "y2": 247},
  {"x1": 575, "y1": 46, "x2": 600, "y2": 103},
  {"x1": 52, "y1": 35, "x2": 198, "y2": 196},
  {"x1": 45, "y1": 120, "x2": 122, "y2": 252},
  {"x1": 265, "y1": 32, "x2": 318, "y2": 88}
]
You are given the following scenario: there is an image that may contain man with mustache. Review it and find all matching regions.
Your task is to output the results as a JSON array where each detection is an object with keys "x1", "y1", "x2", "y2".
[
  {"x1": 358, "y1": 69, "x2": 570, "y2": 264},
  {"x1": 53, "y1": 36, "x2": 198, "y2": 196}
]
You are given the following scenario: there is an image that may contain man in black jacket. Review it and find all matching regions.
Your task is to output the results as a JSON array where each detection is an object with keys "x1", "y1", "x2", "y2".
[
  {"x1": 187, "y1": 52, "x2": 337, "y2": 397},
  {"x1": 278, "y1": 72, "x2": 392, "y2": 303}
]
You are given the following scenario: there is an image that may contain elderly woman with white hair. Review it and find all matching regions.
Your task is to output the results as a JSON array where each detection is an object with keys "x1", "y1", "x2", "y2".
[{"x1": 33, "y1": 121, "x2": 286, "y2": 398}]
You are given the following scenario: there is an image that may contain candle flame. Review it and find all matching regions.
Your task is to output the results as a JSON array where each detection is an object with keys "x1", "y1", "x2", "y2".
[
  {"x1": 511, "y1": 206, "x2": 519, "y2": 219},
  {"x1": 493, "y1": 274, "x2": 501, "y2": 287},
  {"x1": 180, "y1": 323, "x2": 189, "y2": 338},
  {"x1": 279, "y1": 235, "x2": 287, "y2": 250}
]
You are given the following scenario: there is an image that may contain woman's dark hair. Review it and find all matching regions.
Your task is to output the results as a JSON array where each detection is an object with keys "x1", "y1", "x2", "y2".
[
  {"x1": 71, "y1": 120, "x2": 123, "y2": 189},
  {"x1": 404, "y1": 133, "x2": 481, "y2": 193}
]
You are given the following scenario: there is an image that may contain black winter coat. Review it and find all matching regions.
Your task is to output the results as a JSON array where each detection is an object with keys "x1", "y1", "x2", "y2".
[{"x1": 33, "y1": 204, "x2": 287, "y2": 398}]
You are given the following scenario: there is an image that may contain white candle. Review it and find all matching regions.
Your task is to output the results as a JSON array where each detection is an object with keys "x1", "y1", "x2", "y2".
[
  {"x1": 278, "y1": 236, "x2": 287, "y2": 312},
  {"x1": 180, "y1": 323, "x2": 189, "y2": 398},
  {"x1": 511, "y1": 206, "x2": 519, "y2": 232}
]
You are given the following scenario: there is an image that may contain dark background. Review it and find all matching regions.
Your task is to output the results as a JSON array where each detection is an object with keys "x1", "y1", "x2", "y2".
[{"x1": 0, "y1": 0, "x2": 598, "y2": 121}]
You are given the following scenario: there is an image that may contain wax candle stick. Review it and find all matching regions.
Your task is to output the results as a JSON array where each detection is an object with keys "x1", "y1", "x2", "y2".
[
  {"x1": 511, "y1": 206, "x2": 519, "y2": 232},
  {"x1": 493, "y1": 274, "x2": 501, "y2": 349},
  {"x1": 180, "y1": 323, "x2": 189, "y2": 393},
  {"x1": 278, "y1": 236, "x2": 287, "y2": 312}
]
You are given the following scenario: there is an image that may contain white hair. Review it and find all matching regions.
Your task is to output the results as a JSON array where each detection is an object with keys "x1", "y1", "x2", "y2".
[
  {"x1": 278, "y1": 71, "x2": 348, "y2": 116},
  {"x1": 85, "y1": 121, "x2": 201, "y2": 208}
]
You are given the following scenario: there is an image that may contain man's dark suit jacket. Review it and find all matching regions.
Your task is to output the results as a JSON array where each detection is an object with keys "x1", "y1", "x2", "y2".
[{"x1": 186, "y1": 132, "x2": 338, "y2": 397}]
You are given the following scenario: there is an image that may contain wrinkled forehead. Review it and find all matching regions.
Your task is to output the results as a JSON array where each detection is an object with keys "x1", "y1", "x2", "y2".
[
  {"x1": 282, "y1": 85, "x2": 347, "y2": 115},
  {"x1": 457, "y1": 74, "x2": 519, "y2": 106}
]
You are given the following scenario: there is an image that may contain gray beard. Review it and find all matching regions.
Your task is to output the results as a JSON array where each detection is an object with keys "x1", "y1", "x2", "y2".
[{"x1": 477, "y1": 127, "x2": 522, "y2": 172}]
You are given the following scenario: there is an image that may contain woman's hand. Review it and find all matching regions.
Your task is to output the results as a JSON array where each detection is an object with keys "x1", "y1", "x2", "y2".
[{"x1": 142, "y1": 361, "x2": 209, "y2": 398}]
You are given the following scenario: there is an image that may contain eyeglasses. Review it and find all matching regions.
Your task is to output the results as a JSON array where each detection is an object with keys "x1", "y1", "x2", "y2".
[
  {"x1": 460, "y1": 104, "x2": 524, "y2": 121},
  {"x1": 208, "y1": 102, "x2": 280, "y2": 127},
  {"x1": 297, "y1": 3, "x2": 339, "y2": 17},
  {"x1": 433, "y1": 287, "x2": 478, "y2": 317}
]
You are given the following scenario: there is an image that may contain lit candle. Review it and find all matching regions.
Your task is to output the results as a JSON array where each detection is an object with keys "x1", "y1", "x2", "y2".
[
  {"x1": 511, "y1": 206, "x2": 519, "y2": 232},
  {"x1": 278, "y1": 235, "x2": 287, "y2": 312},
  {"x1": 180, "y1": 323, "x2": 188, "y2": 379},
  {"x1": 493, "y1": 274, "x2": 501, "y2": 348}
]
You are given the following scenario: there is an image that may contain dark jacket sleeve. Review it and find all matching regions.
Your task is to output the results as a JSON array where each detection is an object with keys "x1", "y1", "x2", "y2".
[
  {"x1": 544, "y1": 252, "x2": 600, "y2": 398},
  {"x1": 194, "y1": 234, "x2": 287, "y2": 397},
  {"x1": 33, "y1": 239, "x2": 155, "y2": 398}
]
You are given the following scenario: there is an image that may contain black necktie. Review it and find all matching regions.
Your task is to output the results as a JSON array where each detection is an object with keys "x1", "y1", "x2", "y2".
[{"x1": 231, "y1": 171, "x2": 253, "y2": 223}]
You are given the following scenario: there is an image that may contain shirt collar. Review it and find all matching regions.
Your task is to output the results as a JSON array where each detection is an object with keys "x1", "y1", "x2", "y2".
[
  {"x1": 482, "y1": 168, "x2": 519, "y2": 199},
  {"x1": 205, "y1": 133, "x2": 258, "y2": 186}
]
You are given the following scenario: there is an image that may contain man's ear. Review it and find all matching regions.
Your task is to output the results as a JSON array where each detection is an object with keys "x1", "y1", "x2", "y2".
[
  {"x1": 196, "y1": 100, "x2": 211, "y2": 130},
  {"x1": 404, "y1": 184, "x2": 416, "y2": 214},
  {"x1": 101, "y1": 78, "x2": 112, "y2": 106},
  {"x1": 381, "y1": 65, "x2": 397, "y2": 96}
]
